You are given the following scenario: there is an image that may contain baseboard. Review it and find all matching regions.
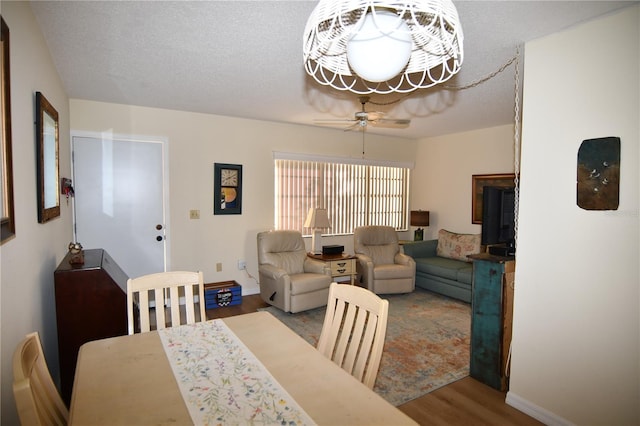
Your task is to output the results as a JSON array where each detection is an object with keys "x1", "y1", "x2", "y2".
[
  {"x1": 506, "y1": 391, "x2": 574, "y2": 426},
  {"x1": 242, "y1": 287, "x2": 259, "y2": 296}
]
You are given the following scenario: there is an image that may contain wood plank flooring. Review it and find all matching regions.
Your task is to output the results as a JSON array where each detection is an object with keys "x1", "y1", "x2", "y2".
[{"x1": 206, "y1": 294, "x2": 542, "y2": 426}]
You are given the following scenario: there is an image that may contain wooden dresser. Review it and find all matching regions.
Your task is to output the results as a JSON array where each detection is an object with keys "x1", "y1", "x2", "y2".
[
  {"x1": 54, "y1": 248, "x2": 129, "y2": 404},
  {"x1": 468, "y1": 253, "x2": 515, "y2": 391}
]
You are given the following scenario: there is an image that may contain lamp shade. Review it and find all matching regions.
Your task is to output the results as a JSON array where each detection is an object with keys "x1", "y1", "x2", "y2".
[
  {"x1": 346, "y1": 10, "x2": 412, "y2": 82},
  {"x1": 303, "y1": 0, "x2": 464, "y2": 94},
  {"x1": 410, "y1": 210, "x2": 430, "y2": 227},
  {"x1": 304, "y1": 208, "x2": 331, "y2": 229}
]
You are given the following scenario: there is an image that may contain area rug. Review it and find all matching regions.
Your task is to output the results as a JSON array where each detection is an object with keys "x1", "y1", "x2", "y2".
[{"x1": 259, "y1": 288, "x2": 470, "y2": 406}]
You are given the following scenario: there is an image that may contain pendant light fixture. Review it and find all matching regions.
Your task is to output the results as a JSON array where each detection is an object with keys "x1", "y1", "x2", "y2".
[{"x1": 303, "y1": 0, "x2": 464, "y2": 94}]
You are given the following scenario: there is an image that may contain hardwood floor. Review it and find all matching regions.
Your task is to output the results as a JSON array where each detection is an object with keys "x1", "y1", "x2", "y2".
[
  {"x1": 398, "y1": 377, "x2": 542, "y2": 425},
  {"x1": 206, "y1": 294, "x2": 542, "y2": 426}
]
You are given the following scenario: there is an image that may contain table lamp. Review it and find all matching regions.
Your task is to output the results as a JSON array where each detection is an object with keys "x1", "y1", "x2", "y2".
[
  {"x1": 304, "y1": 208, "x2": 331, "y2": 254},
  {"x1": 410, "y1": 210, "x2": 430, "y2": 241}
]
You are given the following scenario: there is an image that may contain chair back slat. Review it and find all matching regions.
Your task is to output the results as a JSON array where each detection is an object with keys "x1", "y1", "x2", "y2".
[
  {"x1": 317, "y1": 283, "x2": 389, "y2": 388},
  {"x1": 13, "y1": 332, "x2": 69, "y2": 426},
  {"x1": 127, "y1": 271, "x2": 205, "y2": 334},
  {"x1": 183, "y1": 285, "x2": 196, "y2": 325}
]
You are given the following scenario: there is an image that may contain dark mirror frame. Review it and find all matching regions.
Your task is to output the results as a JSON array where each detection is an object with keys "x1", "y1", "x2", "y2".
[
  {"x1": 35, "y1": 91, "x2": 60, "y2": 223},
  {"x1": 1, "y1": 16, "x2": 15, "y2": 243}
]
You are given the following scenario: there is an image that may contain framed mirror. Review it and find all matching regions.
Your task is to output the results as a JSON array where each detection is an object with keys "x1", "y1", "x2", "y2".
[
  {"x1": 1, "y1": 16, "x2": 15, "y2": 243},
  {"x1": 36, "y1": 91, "x2": 60, "y2": 223}
]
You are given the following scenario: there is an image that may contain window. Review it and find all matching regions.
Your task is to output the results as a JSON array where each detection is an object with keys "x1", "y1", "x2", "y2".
[{"x1": 275, "y1": 154, "x2": 410, "y2": 235}]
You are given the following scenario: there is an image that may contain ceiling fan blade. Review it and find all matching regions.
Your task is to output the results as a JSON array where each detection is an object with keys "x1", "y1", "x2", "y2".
[
  {"x1": 364, "y1": 111, "x2": 384, "y2": 121},
  {"x1": 314, "y1": 119, "x2": 357, "y2": 126},
  {"x1": 369, "y1": 118, "x2": 411, "y2": 129},
  {"x1": 343, "y1": 122, "x2": 362, "y2": 132}
]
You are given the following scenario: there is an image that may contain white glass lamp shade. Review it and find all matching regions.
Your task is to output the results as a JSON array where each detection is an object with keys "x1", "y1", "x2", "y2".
[
  {"x1": 347, "y1": 10, "x2": 412, "y2": 83},
  {"x1": 303, "y1": 0, "x2": 464, "y2": 94},
  {"x1": 304, "y1": 208, "x2": 331, "y2": 254}
]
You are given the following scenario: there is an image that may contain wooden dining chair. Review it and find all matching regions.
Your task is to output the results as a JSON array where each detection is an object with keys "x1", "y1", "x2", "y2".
[
  {"x1": 127, "y1": 270, "x2": 206, "y2": 334},
  {"x1": 317, "y1": 282, "x2": 389, "y2": 389},
  {"x1": 13, "y1": 332, "x2": 69, "y2": 426}
]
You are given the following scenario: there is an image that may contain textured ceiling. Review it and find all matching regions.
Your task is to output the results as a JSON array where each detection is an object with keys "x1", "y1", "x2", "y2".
[{"x1": 29, "y1": 1, "x2": 636, "y2": 139}]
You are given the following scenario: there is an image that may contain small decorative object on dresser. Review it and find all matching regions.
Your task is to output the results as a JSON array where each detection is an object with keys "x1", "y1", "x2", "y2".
[{"x1": 67, "y1": 242, "x2": 84, "y2": 265}]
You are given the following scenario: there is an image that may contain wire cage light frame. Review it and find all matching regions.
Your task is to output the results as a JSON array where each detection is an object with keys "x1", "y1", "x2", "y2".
[{"x1": 303, "y1": 0, "x2": 464, "y2": 94}]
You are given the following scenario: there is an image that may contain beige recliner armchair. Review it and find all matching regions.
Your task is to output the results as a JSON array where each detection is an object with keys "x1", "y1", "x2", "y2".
[
  {"x1": 257, "y1": 230, "x2": 332, "y2": 313},
  {"x1": 354, "y1": 226, "x2": 416, "y2": 294}
]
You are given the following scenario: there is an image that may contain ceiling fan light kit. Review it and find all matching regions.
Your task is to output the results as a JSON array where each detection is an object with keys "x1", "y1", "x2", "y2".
[
  {"x1": 313, "y1": 96, "x2": 411, "y2": 131},
  {"x1": 303, "y1": 0, "x2": 464, "y2": 94}
]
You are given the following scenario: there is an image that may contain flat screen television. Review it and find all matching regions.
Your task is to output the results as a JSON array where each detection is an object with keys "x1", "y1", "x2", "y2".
[{"x1": 481, "y1": 186, "x2": 516, "y2": 256}]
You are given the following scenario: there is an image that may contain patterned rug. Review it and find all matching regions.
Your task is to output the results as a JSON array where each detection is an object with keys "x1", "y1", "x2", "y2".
[{"x1": 259, "y1": 288, "x2": 470, "y2": 406}]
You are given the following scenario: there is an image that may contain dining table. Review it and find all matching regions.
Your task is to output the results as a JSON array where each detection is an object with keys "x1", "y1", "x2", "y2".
[{"x1": 69, "y1": 311, "x2": 417, "y2": 425}]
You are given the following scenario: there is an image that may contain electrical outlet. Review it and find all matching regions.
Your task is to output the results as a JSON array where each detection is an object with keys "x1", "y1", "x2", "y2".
[
  {"x1": 237, "y1": 260, "x2": 246, "y2": 270},
  {"x1": 189, "y1": 209, "x2": 200, "y2": 219},
  {"x1": 216, "y1": 262, "x2": 222, "y2": 272}
]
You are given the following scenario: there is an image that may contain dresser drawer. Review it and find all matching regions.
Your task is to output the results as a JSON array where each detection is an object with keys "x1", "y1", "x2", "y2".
[{"x1": 330, "y1": 259, "x2": 354, "y2": 275}]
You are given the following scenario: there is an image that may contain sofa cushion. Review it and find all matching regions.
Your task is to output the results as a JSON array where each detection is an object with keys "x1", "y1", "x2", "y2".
[
  {"x1": 414, "y1": 257, "x2": 469, "y2": 281},
  {"x1": 456, "y1": 266, "x2": 473, "y2": 285},
  {"x1": 436, "y1": 229, "x2": 481, "y2": 262}
]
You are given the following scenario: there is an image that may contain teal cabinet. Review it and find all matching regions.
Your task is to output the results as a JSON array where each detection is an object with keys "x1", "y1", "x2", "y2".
[{"x1": 469, "y1": 254, "x2": 515, "y2": 391}]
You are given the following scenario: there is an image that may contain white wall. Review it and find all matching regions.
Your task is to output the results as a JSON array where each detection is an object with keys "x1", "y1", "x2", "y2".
[
  {"x1": 0, "y1": 3, "x2": 73, "y2": 424},
  {"x1": 69, "y1": 100, "x2": 418, "y2": 296},
  {"x1": 412, "y1": 124, "x2": 515, "y2": 240},
  {"x1": 5, "y1": 3, "x2": 636, "y2": 425},
  {"x1": 508, "y1": 6, "x2": 639, "y2": 425}
]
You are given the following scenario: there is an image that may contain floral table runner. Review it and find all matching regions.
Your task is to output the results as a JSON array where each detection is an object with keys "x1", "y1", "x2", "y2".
[{"x1": 159, "y1": 319, "x2": 316, "y2": 425}]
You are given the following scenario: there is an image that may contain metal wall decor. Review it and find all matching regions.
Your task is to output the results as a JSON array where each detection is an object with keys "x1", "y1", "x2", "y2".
[{"x1": 577, "y1": 137, "x2": 620, "y2": 210}]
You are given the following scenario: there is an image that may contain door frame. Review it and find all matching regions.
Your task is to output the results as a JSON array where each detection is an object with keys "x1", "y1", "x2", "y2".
[{"x1": 70, "y1": 130, "x2": 171, "y2": 272}]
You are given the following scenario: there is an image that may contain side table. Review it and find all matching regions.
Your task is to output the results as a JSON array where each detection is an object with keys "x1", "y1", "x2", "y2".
[{"x1": 307, "y1": 253, "x2": 358, "y2": 285}]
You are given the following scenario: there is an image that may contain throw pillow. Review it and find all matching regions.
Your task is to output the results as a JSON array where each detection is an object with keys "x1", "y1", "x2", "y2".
[{"x1": 437, "y1": 229, "x2": 481, "y2": 262}]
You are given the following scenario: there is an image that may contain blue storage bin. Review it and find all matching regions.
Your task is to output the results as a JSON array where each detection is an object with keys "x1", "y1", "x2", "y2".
[{"x1": 204, "y1": 281, "x2": 242, "y2": 309}]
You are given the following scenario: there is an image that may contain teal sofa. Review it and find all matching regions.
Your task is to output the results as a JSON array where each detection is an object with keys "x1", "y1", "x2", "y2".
[{"x1": 402, "y1": 239, "x2": 473, "y2": 303}]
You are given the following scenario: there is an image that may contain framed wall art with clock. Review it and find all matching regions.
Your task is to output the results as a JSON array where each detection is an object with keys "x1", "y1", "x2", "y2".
[{"x1": 214, "y1": 163, "x2": 242, "y2": 215}]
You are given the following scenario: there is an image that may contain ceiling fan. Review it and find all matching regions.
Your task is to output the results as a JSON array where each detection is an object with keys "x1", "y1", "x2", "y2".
[{"x1": 314, "y1": 96, "x2": 410, "y2": 131}]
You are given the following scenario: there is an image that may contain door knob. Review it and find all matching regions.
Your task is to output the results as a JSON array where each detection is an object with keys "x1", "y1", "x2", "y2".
[
  {"x1": 156, "y1": 236, "x2": 163, "y2": 242},
  {"x1": 156, "y1": 224, "x2": 163, "y2": 230}
]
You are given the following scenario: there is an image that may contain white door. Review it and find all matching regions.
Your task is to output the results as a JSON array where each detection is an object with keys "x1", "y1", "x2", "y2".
[{"x1": 72, "y1": 135, "x2": 168, "y2": 279}]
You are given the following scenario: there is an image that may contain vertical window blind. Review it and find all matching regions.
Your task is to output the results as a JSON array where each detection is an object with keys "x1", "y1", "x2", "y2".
[{"x1": 275, "y1": 158, "x2": 409, "y2": 235}]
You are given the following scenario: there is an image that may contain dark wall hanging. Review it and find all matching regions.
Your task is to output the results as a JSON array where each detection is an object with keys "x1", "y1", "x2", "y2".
[
  {"x1": 214, "y1": 163, "x2": 242, "y2": 215},
  {"x1": 36, "y1": 91, "x2": 60, "y2": 223},
  {"x1": 577, "y1": 137, "x2": 620, "y2": 211},
  {"x1": 471, "y1": 173, "x2": 516, "y2": 224},
  {"x1": 1, "y1": 16, "x2": 15, "y2": 243}
]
